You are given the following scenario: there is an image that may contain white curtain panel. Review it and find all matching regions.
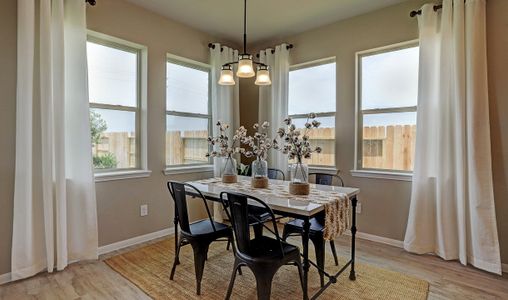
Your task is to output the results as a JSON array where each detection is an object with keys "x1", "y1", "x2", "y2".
[
  {"x1": 404, "y1": 0, "x2": 501, "y2": 274},
  {"x1": 210, "y1": 43, "x2": 240, "y2": 221},
  {"x1": 258, "y1": 44, "x2": 290, "y2": 174},
  {"x1": 12, "y1": 0, "x2": 98, "y2": 280}
]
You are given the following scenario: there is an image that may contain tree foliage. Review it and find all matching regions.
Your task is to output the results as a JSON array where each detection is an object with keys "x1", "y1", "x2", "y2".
[
  {"x1": 90, "y1": 110, "x2": 117, "y2": 169},
  {"x1": 90, "y1": 110, "x2": 107, "y2": 146}
]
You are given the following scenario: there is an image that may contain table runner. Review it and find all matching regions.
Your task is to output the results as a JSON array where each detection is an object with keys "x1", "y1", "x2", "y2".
[{"x1": 193, "y1": 177, "x2": 350, "y2": 240}]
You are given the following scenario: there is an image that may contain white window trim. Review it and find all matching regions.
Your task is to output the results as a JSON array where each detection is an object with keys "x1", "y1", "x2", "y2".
[
  {"x1": 289, "y1": 57, "x2": 337, "y2": 169},
  {"x1": 353, "y1": 39, "x2": 419, "y2": 178},
  {"x1": 163, "y1": 164, "x2": 214, "y2": 176},
  {"x1": 350, "y1": 170, "x2": 412, "y2": 182},
  {"x1": 88, "y1": 31, "x2": 150, "y2": 180},
  {"x1": 95, "y1": 170, "x2": 152, "y2": 182},
  {"x1": 164, "y1": 53, "x2": 212, "y2": 172}
]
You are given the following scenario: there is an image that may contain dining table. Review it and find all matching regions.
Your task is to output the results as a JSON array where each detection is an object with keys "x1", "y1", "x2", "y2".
[{"x1": 179, "y1": 175, "x2": 360, "y2": 300}]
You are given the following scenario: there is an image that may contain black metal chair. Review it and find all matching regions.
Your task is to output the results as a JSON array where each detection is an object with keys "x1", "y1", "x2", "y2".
[
  {"x1": 167, "y1": 181, "x2": 233, "y2": 295},
  {"x1": 220, "y1": 191, "x2": 304, "y2": 300},
  {"x1": 281, "y1": 172, "x2": 345, "y2": 287},
  {"x1": 309, "y1": 172, "x2": 344, "y2": 187},
  {"x1": 267, "y1": 168, "x2": 285, "y2": 181}
]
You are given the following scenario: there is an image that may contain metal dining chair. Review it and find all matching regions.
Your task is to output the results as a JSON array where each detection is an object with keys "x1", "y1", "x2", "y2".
[
  {"x1": 281, "y1": 172, "x2": 345, "y2": 287},
  {"x1": 267, "y1": 168, "x2": 285, "y2": 181},
  {"x1": 220, "y1": 191, "x2": 304, "y2": 300},
  {"x1": 167, "y1": 181, "x2": 233, "y2": 295}
]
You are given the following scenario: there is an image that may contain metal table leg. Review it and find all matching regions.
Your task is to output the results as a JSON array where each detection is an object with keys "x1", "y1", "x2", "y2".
[
  {"x1": 302, "y1": 218, "x2": 311, "y2": 300},
  {"x1": 349, "y1": 196, "x2": 357, "y2": 280}
]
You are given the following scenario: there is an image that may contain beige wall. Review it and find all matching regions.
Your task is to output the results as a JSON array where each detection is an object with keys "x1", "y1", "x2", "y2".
[
  {"x1": 486, "y1": 0, "x2": 508, "y2": 267},
  {"x1": 0, "y1": 0, "x2": 17, "y2": 278},
  {"x1": 0, "y1": 0, "x2": 235, "y2": 276},
  {"x1": 241, "y1": 0, "x2": 508, "y2": 265},
  {"x1": 86, "y1": 0, "x2": 232, "y2": 248}
]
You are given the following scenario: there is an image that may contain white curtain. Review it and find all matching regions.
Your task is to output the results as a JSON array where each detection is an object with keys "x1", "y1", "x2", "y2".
[
  {"x1": 404, "y1": 0, "x2": 501, "y2": 274},
  {"x1": 12, "y1": 0, "x2": 98, "y2": 281},
  {"x1": 258, "y1": 44, "x2": 290, "y2": 174},
  {"x1": 210, "y1": 43, "x2": 240, "y2": 221}
]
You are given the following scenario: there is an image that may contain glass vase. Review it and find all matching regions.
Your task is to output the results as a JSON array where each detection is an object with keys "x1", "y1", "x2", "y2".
[
  {"x1": 289, "y1": 157, "x2": 310, "y2": 195},
  {"x1": 221, "y1": 155, "x2": 237, "y2": 183},
  {"x1": 251, "y1": 157, "x2": 268, "y2": 188}
]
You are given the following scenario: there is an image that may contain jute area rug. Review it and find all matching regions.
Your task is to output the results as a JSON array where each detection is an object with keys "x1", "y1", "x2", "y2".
[{"x1": 105, "y1": 238, "x2": 429, "y2": 300}]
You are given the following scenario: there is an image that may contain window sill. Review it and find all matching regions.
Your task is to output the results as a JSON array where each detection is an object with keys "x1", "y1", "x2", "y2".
[
  {"x1": 308, "y1": 166, "x2": 338, "y2": 174},
  {"x1": 94, "y1": 169, "x2": 152, "y2": 182},
  {"x1": 350, "y1": 170, "x2": 412, "y2": 182},
  {"x1": 163, "y1": 164, "x2": 214, "y2": 175}
]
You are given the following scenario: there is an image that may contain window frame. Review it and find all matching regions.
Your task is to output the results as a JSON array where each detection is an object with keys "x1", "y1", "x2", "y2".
[
  {"x1": 354, "y1": 39, "x2": 419, "y2": 175},
  {"x1": 288, "y1": 57, "x2": 337, "y2": 168},
  {"x1": 165, "y1": 54, "x2": 213, "y2": 169},
  {"x1": 87, "y1": 34, "x2": 144, "y2": 174}
]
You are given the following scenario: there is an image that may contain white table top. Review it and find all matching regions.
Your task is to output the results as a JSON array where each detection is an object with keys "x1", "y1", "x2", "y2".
[{"x1": 186, "y1": 176, "x2": 360, "y2": 217}]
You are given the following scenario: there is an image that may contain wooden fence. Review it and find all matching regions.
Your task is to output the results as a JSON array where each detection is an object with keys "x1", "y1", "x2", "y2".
[
  {"x1": 92, "y1": 125, "x2": 415, "y2": 171},
  {"x1": 166, "y1": 130, "x2": 209, "y2": 165},
  {"x1": 363, "y1": 125, "x2": 416, "y2": 171},
  {"x1": 93, "y1": 132, "x2": 136, "y2": 168}
]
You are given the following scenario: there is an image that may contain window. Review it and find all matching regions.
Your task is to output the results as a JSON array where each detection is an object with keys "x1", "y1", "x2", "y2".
[
  {"x1": 166, "y1": 56, "x2": 211, "y2": 167},
  {"x1": 87, "y1": 37, "x2": 142, "y2": 171},
  {"x1": 357, "y1": 42, "x2": 419, "y2": 172},
  {"x1": 288, "y1": 59, "x2": 336, "y2": 167}
]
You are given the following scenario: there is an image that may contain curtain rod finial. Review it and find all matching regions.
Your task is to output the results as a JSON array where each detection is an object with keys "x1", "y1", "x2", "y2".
[{"x1": 410, "y1": 10, "x2": 421, "y2": 17}]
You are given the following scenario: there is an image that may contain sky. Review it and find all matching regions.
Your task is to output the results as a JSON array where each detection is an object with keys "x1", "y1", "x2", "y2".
[{"x1": 87, "y1": 41, "x2": 419, "y2": 133}]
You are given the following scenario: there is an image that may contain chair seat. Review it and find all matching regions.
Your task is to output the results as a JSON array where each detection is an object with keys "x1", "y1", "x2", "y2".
[
  {"x1": 245, "y1": 236, "x2": 300, "y2": 260},
  {"x1": 187, "y1": 219, "x2": 230, "y2": 237},
  {"x1": 285, "y1": 218, "x2": 324, "y2": 234}
]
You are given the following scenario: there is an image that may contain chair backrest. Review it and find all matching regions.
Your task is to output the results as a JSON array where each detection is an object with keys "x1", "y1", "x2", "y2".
[
  {"x1": 309, "y1": 172, "x2": 345, "y2": 187},
  {"x1": 267, "y1": 168, "x2": 285, "y2": 181},
  {"x1": 220, "y1": 191, "x2": 284, "y2": 256},
  {"x1": 167, "y1": 181, "x2": 216, "y2": 235}
]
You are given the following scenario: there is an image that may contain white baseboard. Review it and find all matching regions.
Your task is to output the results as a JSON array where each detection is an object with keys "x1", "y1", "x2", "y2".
[
  {"x1": 355, "y1": 231, "x2": 405, "y2": 248},
  {"x1": 98, "y1": 227, "x2": 175, "y2": 256},
  {"x1": 347, "y1": 231, "x2": 508, "y2": 274},
  {"x1": 344, "y1": 230, "x2": 404, "y2": 248},
  {"x1": 0, "y1": 272, "x2": 11, "y2": 285}
]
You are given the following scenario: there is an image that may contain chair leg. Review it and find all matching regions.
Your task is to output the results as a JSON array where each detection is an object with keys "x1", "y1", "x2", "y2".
[
  {"x1": 170, "y1": 239, "x2": 183, "y2": 280},
  {"x1": 253, "y1": 223, "x2": 264, "y2": 239},
  {"x1": 312, "y1": 236, "x2": 326, "y2": 287},
  {"x1": 225, "y1": 259, "x2": 241, "y2": 300},
  {"x1": 329, "y1": 240, "x2": 339, "y2": 266},
  {"x1": 295, "y1": 258, "x2": 305, "y2": 299},
  {"x1": 253, "y1": 268, "x2": 276, "y2": 300},
  {"x1": 282, "y1": 225, "x2": 289, "y2": 241},
  {"x1": 191, "y1": 243, "x2": 210, "y2": 295}
]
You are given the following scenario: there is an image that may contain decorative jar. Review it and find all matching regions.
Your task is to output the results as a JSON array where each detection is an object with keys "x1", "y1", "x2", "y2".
[
  {"x1": 289, "y1": 157, "x2": 309, "y2": 195},
  {"x1": 221, "y1": 155, "x2": 238, "y2": 183},
  {"x1": 251, "y1": 157, "x2": 268, "y2": 188}
]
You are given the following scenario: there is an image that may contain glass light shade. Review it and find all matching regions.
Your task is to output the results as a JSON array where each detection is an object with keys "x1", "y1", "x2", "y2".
[
  {"x1": 255, "y1": 67, "x2": 271, "y2": 85},
  {"x1": 237, "y1": 55, "x2": 255, "y2": 78},
  {"x1": 218, "y1": 67, "x2": 235, "y2": 85}
]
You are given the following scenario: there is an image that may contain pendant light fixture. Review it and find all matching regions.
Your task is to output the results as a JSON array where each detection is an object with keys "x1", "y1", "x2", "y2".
[{"x1": 218, "y1": 0, "x2": 271, "y2": 86}]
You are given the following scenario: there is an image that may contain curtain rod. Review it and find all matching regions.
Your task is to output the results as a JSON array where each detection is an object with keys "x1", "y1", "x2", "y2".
[
  {"x1": 410, "y1": 4, "x2": 442, "y2": 17},
  {"x1": 208, "y1": 43, "x2": 293, "y2": 53},
  {"x1": 410, "y1": 0, "x2": 468, "y2": 18}
]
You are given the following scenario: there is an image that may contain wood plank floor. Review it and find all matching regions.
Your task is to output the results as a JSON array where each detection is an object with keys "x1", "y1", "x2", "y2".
[{"x1": 1, "y1": 235, "x2": 507, "y2": 299}]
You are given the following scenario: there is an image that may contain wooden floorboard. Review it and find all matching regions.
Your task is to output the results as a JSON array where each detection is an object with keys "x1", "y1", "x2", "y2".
[{"x1": 1, "y1": 235, "x2": 507, "y2": 299}]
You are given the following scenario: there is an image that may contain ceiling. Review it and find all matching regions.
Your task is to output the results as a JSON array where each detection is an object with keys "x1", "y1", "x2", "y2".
[{"x1": 126, "y1": 0, "x2": 409, "y2": 46}]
